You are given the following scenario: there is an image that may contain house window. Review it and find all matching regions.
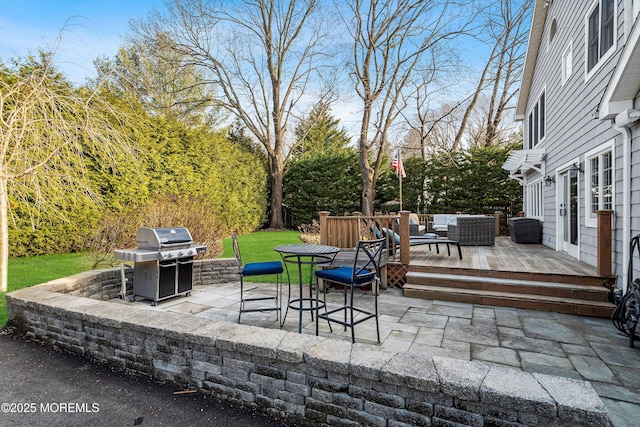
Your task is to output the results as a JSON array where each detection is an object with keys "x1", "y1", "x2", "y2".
[
  {"x1": 585, "y1": 142, "x2": 614, "y2": 227},
  {"x1": 562, "y1": 43, "x2": 573, "y2": 84},
  {"x1": 526, "y1": 180, "x2": 544, "y2": 220},
  {"x1": 549, "y1": 18, "x2": 558, "y2": 46},
  {"x1": 527, "y1": 91, "x2": 545, "y2": 149},
  {"x1": 587, "y1": 0, "x2": 615, "y2": 73}
]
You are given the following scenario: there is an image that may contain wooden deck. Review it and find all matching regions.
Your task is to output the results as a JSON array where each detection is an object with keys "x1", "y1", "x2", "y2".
[
  {"x1": 409, "y1": 236, "x2": 600, "y2": 277},
  {"x1": 403, "y1": 236, "x2": 616, "y2": 317}
]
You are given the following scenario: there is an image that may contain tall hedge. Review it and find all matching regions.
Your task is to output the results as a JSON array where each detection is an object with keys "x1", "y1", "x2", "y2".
[
  {"x1": 424, "y1": 144, "x2": 522, "y2": 216},
  {"x1": 371, "y1": 144, "x2": 522, "y2": 218},
  {"x1": 284, "y1": 148, "x2": 362, "y2": 225},
  {"x1": 8, "y1": 93, "x2": 267, "y2": 257}
]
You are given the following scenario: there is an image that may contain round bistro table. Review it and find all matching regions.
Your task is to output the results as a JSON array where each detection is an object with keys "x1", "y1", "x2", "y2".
[{"x1": 274, "y1": 244, "x2": 340, "y2": 333}]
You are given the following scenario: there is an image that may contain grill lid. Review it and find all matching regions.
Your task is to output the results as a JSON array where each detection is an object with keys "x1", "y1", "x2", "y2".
[{"x1": 136, "y1": 227, "x2": 193, "y2": 249}]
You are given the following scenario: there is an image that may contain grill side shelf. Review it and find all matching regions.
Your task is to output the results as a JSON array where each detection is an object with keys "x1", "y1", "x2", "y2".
[{"x1": 114, "y1": 249, "x2": 159, "y2": 263}]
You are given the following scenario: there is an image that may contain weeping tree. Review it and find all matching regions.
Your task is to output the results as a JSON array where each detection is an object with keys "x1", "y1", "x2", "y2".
[{"x1": 0, "y1": 52, "x2": 134, "y2": 292}]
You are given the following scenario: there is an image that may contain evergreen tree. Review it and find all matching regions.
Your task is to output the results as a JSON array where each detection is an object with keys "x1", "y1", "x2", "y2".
[
  {"x1": 284, "y1": 104, "x2": 359, "y2": 225},
  {"x1": 292, "y1": 102, "x2": 351, "y2": 157}
]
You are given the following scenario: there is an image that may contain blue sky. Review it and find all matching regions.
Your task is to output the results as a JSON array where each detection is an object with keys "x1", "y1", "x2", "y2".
[
  {"x1": 0, "y1": 1, "x2": 521, "y2": 137},
  {"x1": 0, "y1": 0, "x2": 163, "y2": 83}
]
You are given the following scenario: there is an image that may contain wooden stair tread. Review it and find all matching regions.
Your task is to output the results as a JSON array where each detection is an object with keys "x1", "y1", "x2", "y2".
[
  {"x1": 403, "y1": 283, "x2": 615, "y2": 307},
  {"x1": 407, "y1": 265, "x2": 610, "y2": 287},
  {"x1": 405, "y1": 272, "x2": 610, "y2": 292}
]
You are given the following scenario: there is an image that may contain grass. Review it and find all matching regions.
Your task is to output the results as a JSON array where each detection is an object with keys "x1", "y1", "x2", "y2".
[{"x1": 1, "y1": 252, "x2": 94, "y2": 328}]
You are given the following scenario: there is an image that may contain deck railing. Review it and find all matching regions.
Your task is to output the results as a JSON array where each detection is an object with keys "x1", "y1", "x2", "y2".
[
  {"x1": 319, "y1": 211, "x2": 502, "y2": 266},
  {"x1": 319, "y1": 211, "x2": 411, "y2": 265}
]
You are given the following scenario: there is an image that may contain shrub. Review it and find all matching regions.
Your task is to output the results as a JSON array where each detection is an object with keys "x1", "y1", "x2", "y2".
[{"x1": 84, "y1": 194, "x2": 223, "y2": 268}]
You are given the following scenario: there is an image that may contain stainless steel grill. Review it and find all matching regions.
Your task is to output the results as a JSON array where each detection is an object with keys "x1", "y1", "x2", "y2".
[{"x1": 115, "y1": 227, "x2": 207, "y2": 305}]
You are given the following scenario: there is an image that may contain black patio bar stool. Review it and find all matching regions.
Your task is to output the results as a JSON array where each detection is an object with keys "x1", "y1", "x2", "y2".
[
  {"x1": 232, "y1": 233, "x2": 284, "y2": 326},
  {"x1": 314, "y1": 237, "x2": 385, "y2": 343}
]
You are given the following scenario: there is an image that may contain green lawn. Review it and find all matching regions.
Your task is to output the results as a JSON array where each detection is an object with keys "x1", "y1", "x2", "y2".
[
  {"x1": 1, "y1": 252, "x2": 94, "y2": 327},
  {"x1": 0, "y1": 231, "x2": 306, "y2": 328}
]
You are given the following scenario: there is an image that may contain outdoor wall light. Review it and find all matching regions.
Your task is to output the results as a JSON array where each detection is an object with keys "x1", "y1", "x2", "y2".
[
  {"x1": 569, "y1": 162, "x2": 583, "y2": 173},
  {"x1": 544, "y1": 175, "x2": 555, "y2": 187},
  {"x1": 569, "y1": 162, "x2": 583, "y2": 178}
]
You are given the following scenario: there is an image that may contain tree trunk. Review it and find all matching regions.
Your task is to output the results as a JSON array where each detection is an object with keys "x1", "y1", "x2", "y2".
[
  {"x1": 268, "y1": 154, "x2": 285, "y2": 229},
  {"x1": 358, "y1": 104, "x2": 375, "y2": 216},
  {"x1": 361, "y1": 168, "x2": 375, "y2": 216},
  {"x1": 452, "y1": 39, "x2": 500, "y2": 150},
  {"x1": 0, "y1": 175, "x2": 8, "y2": 292}
]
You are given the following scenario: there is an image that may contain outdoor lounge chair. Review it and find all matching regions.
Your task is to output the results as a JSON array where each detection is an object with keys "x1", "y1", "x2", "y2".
[
  {"x1": 406, "y1": 234, "x2": 462, "y2": 259},
  {"x1": 380, "y1": 226, "x2": 463, "y2": 260}
]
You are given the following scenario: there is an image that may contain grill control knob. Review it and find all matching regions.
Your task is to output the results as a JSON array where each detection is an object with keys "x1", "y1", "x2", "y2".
[{"x1": 178, "y1": 251, "x2": 184, "y2": 257}]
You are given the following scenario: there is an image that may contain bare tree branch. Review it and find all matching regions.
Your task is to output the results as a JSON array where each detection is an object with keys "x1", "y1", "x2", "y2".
[
  {"x1": 344, "y1": 0, "x2": 475, "y2": 214},
  {"x1": 134, "y1": 0, "x2": 334, "y2": 227}
]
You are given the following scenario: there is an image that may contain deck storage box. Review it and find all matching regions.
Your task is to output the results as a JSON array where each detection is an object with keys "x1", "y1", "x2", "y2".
[{"x1": 508, "y1": 217, "x2": 541, "y2": 244}]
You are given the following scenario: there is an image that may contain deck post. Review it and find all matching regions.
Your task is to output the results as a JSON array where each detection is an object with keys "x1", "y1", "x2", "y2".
[
  {"x1": 597, "y1": 210, "x2": 613, "y2": 276},
  {"x1": 494, "y1": 211, "x2": 501, "y2": 237},
  {"x1": 399, "y1": 211, "x2": 410, "y2": 266},
  {"x1": 319, "y1": 211, "x2": 330, "y2": 245}
]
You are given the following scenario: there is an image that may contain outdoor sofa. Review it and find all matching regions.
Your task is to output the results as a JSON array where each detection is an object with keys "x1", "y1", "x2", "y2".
[
  {"x1": 408, "y1": 213, "x2": 426, "y2": 236},
  {"x1": 392, "y1": 214, "x2": 426, "y2": 236}
]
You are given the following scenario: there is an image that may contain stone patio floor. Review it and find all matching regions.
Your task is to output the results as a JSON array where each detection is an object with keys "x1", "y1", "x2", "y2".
[{"x1": 128, "y1": 281, "x2": 640, "y2": 426}]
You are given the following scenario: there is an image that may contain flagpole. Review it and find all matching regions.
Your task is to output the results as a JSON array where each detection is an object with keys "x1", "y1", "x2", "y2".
[
  {"x1": 399, "y1": 150, "x2": 403, "y2": 211},
  {"x1": 399, "y1": 170, "x2": 403, "y2": 211},
  {"x1": 392, "y1": 149, "x2": 405, "y2": 211}
]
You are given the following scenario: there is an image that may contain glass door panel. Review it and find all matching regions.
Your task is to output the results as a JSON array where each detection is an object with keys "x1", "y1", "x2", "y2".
[{"x1": 559, "y1": 171, "x2": 579, "y2": 257}]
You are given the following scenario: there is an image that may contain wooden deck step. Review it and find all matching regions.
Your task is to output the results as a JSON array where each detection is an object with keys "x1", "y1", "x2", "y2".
[
  {"x1": 403, "y1": 283, "x2": 615, "y2": 318},
  {"x1": 405, "y1": 272, "x2": 612, "y2": 302},
  {"x1": 408, "y1": 265, "x2": 611, "y2": 287}
]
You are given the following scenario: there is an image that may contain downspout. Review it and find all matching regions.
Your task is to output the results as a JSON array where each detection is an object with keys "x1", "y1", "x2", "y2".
[
  {"x1": 612, "y1": 123, "x2": 631, "y2": 293},
  {"x1": 612, "y1": 109, "x2": 640, "y2": 293}
]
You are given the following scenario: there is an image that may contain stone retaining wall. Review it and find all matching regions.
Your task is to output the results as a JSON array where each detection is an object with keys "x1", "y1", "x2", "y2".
[
  {"x1": 6, "y1": 264, "x2": 609, "y2": 427},
  {"x1": 46, "y1": 258, "x2": 239, "y2": 301}
]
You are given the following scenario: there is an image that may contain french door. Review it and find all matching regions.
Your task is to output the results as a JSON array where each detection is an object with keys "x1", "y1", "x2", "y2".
[{"x1": 558, "y1": 171, "x2": 579, "y2": 258}]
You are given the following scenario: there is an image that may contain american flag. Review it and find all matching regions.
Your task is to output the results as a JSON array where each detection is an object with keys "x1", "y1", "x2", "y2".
[{"x1": 392, "y1": 150, "x2": 406, "y2": 178}]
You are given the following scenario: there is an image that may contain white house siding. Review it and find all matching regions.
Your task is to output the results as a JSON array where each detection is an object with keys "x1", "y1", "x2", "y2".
[{"x1": 521, "y1": 0, "x2": 630, "y2": 279}]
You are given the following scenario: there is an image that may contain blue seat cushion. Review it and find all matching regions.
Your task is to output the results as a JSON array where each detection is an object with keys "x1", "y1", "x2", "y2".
[
  {"x1": 315, "y1": 266, "x2": 375, "y2": 285},
  {"x1": 242, "y1": 261, "x2": 283, "y2": 276}
]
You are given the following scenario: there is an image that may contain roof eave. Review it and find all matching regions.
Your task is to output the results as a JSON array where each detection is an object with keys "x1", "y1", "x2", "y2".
[
  {"x1": 515, "y1": 1, "x2": 550, "y2": 120},
  {"x1": 599, "y1": 19, "x2": 640, "y2": 120}
]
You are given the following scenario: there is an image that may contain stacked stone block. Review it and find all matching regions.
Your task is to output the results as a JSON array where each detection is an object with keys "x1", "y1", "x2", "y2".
[
  {"x1": 5, "y1": 270, "x2": 609, "y2": 427},
  {"x1": 195, "y1": 258, "x2": 238, "y2": 286}
]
